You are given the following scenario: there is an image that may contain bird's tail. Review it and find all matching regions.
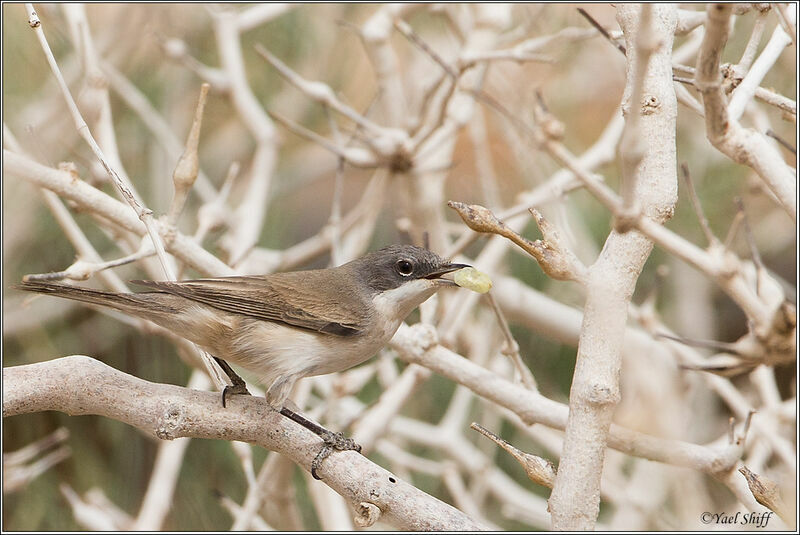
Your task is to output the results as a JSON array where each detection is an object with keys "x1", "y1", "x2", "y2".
[{"x1": 15, "y1": 280, "x2": 177, "y2": 318}]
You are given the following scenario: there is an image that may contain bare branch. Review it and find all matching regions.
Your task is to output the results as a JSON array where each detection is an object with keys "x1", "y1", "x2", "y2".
[
  {"x1": 391, "y1": 323, "x2": 745, "y2": 474},
  {"x1": 3, "y1": 356, "x2": 489, "y2": 532},
  {"x1": 549, "y1": 6, "x2": 678, "y2": 529}
]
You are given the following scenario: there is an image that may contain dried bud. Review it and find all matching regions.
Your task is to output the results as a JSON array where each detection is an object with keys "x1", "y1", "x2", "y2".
[
  {"x1": 471, "y1": 423, "x2": 556, "y2": 488},
  {"x1": 530, "y1": 240, "x2": 576, "y2": 282},
  {"x1": 448, "y1": 200, "x2": 508, "y2": 234},
  {"x1": 530, "y1": 208, "x2": 587, "y2": 282},
  {"x1": 739, "y1": 466, "x2": 790, "y2": 522},
  {"x1": 168, "y1": 84, "x2": 209, "y2": 224}
]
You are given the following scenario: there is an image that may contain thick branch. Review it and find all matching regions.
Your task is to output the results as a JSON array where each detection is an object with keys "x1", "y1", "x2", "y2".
[
  {"x1": 2, "y1": 356, "x2": 487, "y2": 532},
  {"x1": 548, "y1": 5, "x2": 678, "y2": 530}
]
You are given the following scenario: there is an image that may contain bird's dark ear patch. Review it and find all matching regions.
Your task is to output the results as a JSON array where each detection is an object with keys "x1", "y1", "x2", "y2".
[{"x1": 319, "y1": 322, "x2": 361, "y2": 336}]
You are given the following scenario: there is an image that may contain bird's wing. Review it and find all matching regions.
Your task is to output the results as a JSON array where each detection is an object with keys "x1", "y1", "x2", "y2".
[{"x1": 131, "y1": 272, "x2": 369, "y2": 336}]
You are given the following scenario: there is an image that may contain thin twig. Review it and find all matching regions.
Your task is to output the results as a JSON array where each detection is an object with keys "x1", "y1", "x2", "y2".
[
  {"x1": 773, "y1": 3, "x2": 797, "y2": 50},
  {"x1": 470, "y1": 423, "x2": 556, "y2": 489},
  {"x1": 722, "y1": 210, "x2": 744, "y2": 253},
  {"x1": 577, "y1": 7, "x2": 626, "y2": 55},
  {"x1": 265, "y1": 109, "x2": 378, "y2": 168},
  {"x1": 765, "y1": 130, "x2": 796, "y2": 154},
  {"x1": 255, "y1": 43, "x2": 387, "y2": 137},
  {"x1": 23, "y1": 247, "x2": 156, "y2": 282},
  {"x1": 680, "y1": 163, "x2": 717, "y2": 247},
  {"x1": 484, "y1": 292, "x2": 537, "y2": 390}
]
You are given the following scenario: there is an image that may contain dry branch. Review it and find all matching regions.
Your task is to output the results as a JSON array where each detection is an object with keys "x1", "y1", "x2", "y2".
[
  {"x1": 3, "y1": 356, "x2": 488, "y2": 532},
  {"x1": 548, "y1": 5, "x2": 678, "y2": 529},
  {"x1": 391, "y1": 323, "x2": 744, "y2": 475}
]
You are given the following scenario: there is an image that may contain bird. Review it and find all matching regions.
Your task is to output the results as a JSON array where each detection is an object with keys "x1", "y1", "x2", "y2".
[{"x1": 17, "y1": 244, "x2": 469, "y2": 478}]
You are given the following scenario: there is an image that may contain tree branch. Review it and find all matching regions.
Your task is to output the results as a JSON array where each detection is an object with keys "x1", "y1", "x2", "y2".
[
  {"x1": 3, "y1": 356, "x2": 488, "y2": 532},
  {"x1": 548, "y1": 5, "x2": 678, "y2": 529},
  {"x1": 390, "y1": 323, "x2": 744, "y2": 475}
]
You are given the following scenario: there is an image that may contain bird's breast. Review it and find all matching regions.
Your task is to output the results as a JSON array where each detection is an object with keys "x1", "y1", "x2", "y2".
[{"x1": 214, "y1": 315, "x2": 394, "y2": 383}]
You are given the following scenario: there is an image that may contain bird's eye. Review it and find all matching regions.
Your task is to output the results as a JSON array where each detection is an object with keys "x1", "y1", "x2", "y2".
[{"x1": 395, "y1": 259, "x2": 414, "y2": 276}]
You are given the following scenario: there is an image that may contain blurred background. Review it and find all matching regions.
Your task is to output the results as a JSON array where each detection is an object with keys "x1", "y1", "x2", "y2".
[{"x1": 3, "y1": 3, "x2": 796, "y2": 530}]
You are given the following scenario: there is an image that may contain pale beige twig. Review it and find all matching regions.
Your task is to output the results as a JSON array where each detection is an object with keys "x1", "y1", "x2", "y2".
[
  {"x1": 729, "y1": 8, "x2": 795, "y2": 121},
  {"x1": 680, "y1": 162, "x2": 716, "y2": 247},
  {"x1": 4, "y1": 151, "x2": 233, "y2": 276},
  {"x1": 23, "y1": 247, "x2": 155, "y2": 283},
  {"x1": 3, "y1": 428, "x2": 71, "y2": 494},
  {"x1": 132, "y1": 371, "x2": 210, "y2": 530},
  {"x1": 353, "y1": 362, "x2": 430, "y2": 449},
  {"x1": 483, "y1": 292, "x2": 537, "y2": 390},
  {"x1": 217, "y1": 493, "x2": 274, "y2": 530},
  {"x1": 360, "y1": 4, "x2": 419, "y2": 127},
  {"x1": 773, "y1": 3, "x2": 797, "y2": 50},
  {"x1": 738, "y1": 465, "x2": 793, "y2": 525},
  {"x1": 60, "y1": 484, "x2": 126, "y2": 530},
  {"x1": 738, "y1": 12, "x2": 768, "y2": 72},
  {"x1": 100, "y1": 61, "x2": 217, "y2": 202},
  {"x1": 618, "y1": 3, "x2": 655, "y2": 209},
  {"x1": 391, "y1": 323, "x2": 745, "y2": 475},
  {"x1": 256, "y1": 43, "x2": 413, "y2": 174},
  {"x1": 459, "y1": 26, "x2": 595, "y2": 69},
  {"x1": 543, "y1": 140, "x2": 778, "y2": 331},
  {"x1": 470, "y1": 423, "x2": 556, "y2": 488},
  {"x1": 235, "y1": 3, "x2": 292, "y2": 33},
  {"x1": 673, "y1": 63, "x2": 797, "y2": 117}
]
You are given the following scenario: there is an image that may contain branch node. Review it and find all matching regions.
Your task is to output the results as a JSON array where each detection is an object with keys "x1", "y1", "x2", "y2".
[
  {"x1": 27, "y1": 9, "x2": 41, "y2": 28},
  {"x1": 613, "y1": 206, "x2": 641, "y2": 234},
  {"x1": 354, "y1": 501, "x2": 381, "y2": 527},
  {"x1": 156, "y1": 405, "x2": 186, "y2": 440}
]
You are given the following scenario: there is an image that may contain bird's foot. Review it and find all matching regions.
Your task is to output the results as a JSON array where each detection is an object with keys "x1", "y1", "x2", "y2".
[
  {"x1": 278, "y1": 406, "x2": 362, "y2": 479},
  {"x1": 214, "y1": 357, "x2": 251, "y2": 408},
  {"x1": 311, "y1": 430, "x2": 362, "y2": 480},
  {"x1": 221, "y1": 382, "x2": 251, "y2": 408}
]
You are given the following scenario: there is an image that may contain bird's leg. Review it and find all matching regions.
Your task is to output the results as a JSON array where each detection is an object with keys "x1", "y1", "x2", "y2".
[
  {"x1": 278, "y1": 407, "x2": 362, "y2": 480},
  {"x1": 213, "y1": 357, "x2": 251, "y2": 408},
  {"x1": 216, "y1": 364, "x2": 361, "y2": 476}
]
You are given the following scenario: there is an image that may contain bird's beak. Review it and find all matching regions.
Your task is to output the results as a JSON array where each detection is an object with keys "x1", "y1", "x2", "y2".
[{"x1": 424, "y1": 263, "x2": 470, "y2": 284}]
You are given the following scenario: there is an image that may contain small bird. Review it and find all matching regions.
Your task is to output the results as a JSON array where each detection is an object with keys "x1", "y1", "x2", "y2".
[{"x1": 18, "y1": 244, "x2": 469, "y2": 477}]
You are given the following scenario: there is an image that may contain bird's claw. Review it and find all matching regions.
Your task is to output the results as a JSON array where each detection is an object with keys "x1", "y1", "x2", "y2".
[
  {"x1": 221, "y1": 382, "x2": 251, "y2": 408},
  {"x1": 310, "y1": 431, "x2": 362, "y2": 480}
]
